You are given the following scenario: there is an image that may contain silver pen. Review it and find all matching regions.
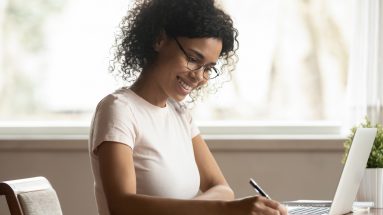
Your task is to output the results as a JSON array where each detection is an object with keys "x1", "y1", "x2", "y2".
[{"x1": 249, "y1": 178, "x2": 272, "y2": 199}]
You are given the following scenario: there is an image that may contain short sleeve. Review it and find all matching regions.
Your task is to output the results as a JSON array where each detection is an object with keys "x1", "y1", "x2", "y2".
[{"x1": 90, "y1": 94, "x2": 136, "y2": 154}]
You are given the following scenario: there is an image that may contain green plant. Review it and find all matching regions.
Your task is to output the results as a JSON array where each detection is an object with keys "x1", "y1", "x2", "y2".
[{"x1": 342, "y1": 117, "x2": 383, "y2": 168}]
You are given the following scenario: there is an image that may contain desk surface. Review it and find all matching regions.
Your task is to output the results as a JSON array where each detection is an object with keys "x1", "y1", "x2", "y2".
[{"x1": 354, "y1": 209, "x2": 383, "y2": 215}]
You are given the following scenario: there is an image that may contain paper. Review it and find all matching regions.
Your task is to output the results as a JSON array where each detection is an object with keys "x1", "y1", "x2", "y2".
[{"x1": 283, "y1": 200, "x2": 374, "y2": 208}]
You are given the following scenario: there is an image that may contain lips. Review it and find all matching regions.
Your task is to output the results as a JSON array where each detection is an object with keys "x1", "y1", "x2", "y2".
[{"x1": 176, "y1": 76, "x2": 194, "y2": 94}]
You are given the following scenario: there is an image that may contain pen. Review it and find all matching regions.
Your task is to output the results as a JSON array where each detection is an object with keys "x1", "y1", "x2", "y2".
[{"x1": 249, "y1": 178, "x2": 271, "y2": 199}]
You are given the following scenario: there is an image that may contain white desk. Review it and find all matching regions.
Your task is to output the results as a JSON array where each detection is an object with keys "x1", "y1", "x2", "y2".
[{"x1": 353, "y1": 209, "x2": 383, "y2": 215}]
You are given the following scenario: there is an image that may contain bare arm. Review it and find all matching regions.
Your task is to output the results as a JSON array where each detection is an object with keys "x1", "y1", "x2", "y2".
[
  {"x1": 191, "y1": 135, "x2": 234, "y2": 201},
  {"x1": 96, "y1": 141, "x2": 225, "y2": 215},
  {"x1": 96, "y1": 141, "x2": 287, "y2": 215},
  {"x1": 190, "y1": 134, "x2": 287, "y2": 215}
]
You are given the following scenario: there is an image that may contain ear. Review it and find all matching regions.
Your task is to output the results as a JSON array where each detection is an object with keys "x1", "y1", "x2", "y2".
[{"x1": 153, "y1": 31, "x2": 168, "y2": 52}]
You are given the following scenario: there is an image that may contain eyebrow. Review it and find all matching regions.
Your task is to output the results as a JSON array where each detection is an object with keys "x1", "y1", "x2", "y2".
[{"x1": 187, "y1": 48, "x2": 217, "y2": 66}]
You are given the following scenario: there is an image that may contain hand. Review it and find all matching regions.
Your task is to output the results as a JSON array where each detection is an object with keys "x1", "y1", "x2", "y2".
[{"x1": 225, "y1": 195, "x2": 288, "y2": 215}]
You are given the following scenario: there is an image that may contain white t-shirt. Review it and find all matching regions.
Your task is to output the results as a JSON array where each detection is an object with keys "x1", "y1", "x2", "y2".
[{"x1": 89, "y1": 88, "x2": 201, "y2": 215}]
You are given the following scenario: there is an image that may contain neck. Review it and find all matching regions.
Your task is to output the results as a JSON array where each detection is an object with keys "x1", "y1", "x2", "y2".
[{"x1": 130, "y1": 71, "x2": 168, "y2": 108}]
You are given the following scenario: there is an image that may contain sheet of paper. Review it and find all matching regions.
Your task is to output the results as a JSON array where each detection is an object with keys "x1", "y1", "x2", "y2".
[
  {"x1": 283, "y1": 200, "x2": 332, "y2": 207},
  {"x1": 283, "y1": 200, "x2": 374, "y2": 208},
  {"x1": 282, "y1": 199, "x2": 374, "y2": 208}
]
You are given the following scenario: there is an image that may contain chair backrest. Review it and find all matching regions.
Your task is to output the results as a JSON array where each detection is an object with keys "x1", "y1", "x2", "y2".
[{"x1": 0, "y1": 176, "x2": 63, "y2": 215}]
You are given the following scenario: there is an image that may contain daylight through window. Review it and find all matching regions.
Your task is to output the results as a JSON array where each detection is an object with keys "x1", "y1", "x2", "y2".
[{"x1": 0, "y1": 0, "x2": 352, "y2": 125}]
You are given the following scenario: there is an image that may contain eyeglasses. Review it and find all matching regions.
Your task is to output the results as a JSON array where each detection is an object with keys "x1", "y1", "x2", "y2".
[{"x1": 174, "y1": 38, "x2": 219, "y2": 80}]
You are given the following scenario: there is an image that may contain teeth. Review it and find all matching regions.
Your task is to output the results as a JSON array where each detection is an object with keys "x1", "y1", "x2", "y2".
[{"x1": 178, "y1": 77, "x2": 192, "y2": 91}]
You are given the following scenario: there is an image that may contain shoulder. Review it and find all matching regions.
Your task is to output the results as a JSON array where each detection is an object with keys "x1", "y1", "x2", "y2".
[
  {"x1": 96, "y1": 88, "x2": 136, "y2": 110},
  {"x1": 94, "y1": 87, "x2": 139, "y2": 119}
]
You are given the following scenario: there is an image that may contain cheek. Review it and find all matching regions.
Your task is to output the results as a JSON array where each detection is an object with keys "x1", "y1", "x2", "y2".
[
  {"x1": 197, "y1": 79, "x2": 208, "y2": 88},
  {"x1": 155, "y1": 47, "x2": 180, "y2": 67}
]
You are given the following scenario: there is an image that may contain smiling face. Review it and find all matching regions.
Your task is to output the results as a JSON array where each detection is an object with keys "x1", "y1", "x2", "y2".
[{"x1": 133, "y1": 35, "x2": 223, "y2": 107}]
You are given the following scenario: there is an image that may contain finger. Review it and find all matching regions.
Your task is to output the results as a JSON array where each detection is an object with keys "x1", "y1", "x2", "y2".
[
  {"x1": 253, "y1": 199, "x2": 280, "y2": 215},
  {"x1": 263, "y1": 199, "x2": 281, "y2": 209},
  {"x1": 263, "y1": 199, "x2": 288, "y2": 215},
  {"x1": 260, "y1": 205, "x2": 281, "y2": 215},
  {"x1": 278, "y1": 204, "x2": 288, "y2": 215},
  {"x1": 250, "y1": 196, "x2": 287, "y2": 215}
]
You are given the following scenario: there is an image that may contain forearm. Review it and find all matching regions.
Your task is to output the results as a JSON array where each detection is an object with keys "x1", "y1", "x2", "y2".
[
  {"x1": 109, "y1": 193, "x2": 226, "y2": 215},
  {"x1": 193, "y1": 185, "x2": 235, "y2": 201}
]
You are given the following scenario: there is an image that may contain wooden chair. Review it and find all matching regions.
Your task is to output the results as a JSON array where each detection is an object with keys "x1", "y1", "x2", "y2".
[{"x1": 0, "y1": 176, "x2": 63, "y2": 215}]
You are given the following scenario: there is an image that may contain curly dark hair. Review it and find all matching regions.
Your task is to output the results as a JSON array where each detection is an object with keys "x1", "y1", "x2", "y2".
[{"x1": 109, "y1": 0, "x2": 239, "y2": 101}]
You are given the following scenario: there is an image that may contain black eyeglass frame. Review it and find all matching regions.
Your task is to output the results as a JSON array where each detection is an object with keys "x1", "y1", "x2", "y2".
[{"x1": 174, "y1": 38, "x2": 219, "y2": 80}]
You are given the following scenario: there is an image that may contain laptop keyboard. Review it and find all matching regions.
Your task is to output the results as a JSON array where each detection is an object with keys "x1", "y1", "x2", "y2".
[{"x1": 289, "y1": 207, "x2": 330, "y2": 215}]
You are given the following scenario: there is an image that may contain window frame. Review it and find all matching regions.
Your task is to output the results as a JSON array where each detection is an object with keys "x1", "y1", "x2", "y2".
[{"x1": 0, "y1": 121, "x2": 344, "y2": 140}]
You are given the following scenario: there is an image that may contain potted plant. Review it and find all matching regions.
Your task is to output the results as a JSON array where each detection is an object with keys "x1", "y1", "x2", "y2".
[{"x1": 343, "y1": 117, "x2": 383, "y2": 208}]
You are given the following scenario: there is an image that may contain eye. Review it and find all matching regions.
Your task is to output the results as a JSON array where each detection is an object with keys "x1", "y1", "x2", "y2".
[{"x1": 188, "y1": 56, "x2": 199, "y2": 64}]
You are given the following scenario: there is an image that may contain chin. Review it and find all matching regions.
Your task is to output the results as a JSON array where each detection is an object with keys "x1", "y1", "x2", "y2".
[
  {"x1": 169, "y1": 91, "x2": 188, "y2": 102},
  {"x1": 172, "y1": 95, "x2": 187, "y2": 102}
]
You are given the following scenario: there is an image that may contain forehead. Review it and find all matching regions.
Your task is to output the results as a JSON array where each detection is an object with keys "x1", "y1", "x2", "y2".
[{"x1": 177, "y1": 37, "x2": 223, "y2": 61}]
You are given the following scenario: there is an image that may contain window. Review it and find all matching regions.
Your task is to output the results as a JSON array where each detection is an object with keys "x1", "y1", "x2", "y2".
[
  {"x1": 0, "y1": 0, "x2": 355, "y2": 131},
  {"x1": 193, "y1": 0, "x2": 351, "y2": 123},
  {"x1": 0, "y1": 0, "x2": 130, "y2": 122}
]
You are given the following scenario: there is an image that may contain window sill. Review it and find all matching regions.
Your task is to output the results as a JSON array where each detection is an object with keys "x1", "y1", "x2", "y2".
[
  {"x1": 0, "y1": 137, "x2": 345, "y2": 152},
  {"x1": 0, "y1": 121, "x2": 346, "y2": 151}
]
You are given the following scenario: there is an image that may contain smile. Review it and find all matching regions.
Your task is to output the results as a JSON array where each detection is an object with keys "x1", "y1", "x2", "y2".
[{"x1": 177, "y1": 77, "x2": 193, "y2": 92}]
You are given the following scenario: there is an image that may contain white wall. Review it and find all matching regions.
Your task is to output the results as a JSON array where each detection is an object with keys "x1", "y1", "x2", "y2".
[{"x1": 0, "y1": 138, "x2": 344, "y2": 215}]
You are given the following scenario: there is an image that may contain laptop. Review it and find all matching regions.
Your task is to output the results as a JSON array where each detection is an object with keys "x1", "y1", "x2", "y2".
[{"x1": 285, "y1": 128, "x2": 377, "y2": 215}]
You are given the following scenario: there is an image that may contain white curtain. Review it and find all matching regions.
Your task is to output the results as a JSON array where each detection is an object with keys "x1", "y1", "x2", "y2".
[{"x1": 345, "y1": 0, "x2": 383, "y2": 130}]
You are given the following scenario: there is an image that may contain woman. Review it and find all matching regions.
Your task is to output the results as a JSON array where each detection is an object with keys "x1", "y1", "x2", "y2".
[{"x1": 89, "y1": 0, "x2": 287, "y2": 214}]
